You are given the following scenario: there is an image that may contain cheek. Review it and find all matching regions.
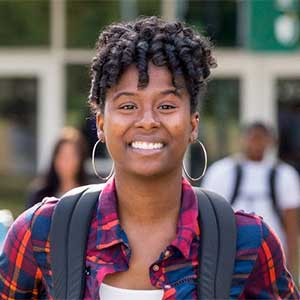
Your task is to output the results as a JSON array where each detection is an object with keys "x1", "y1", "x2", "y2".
[
  {"x1": 102, "y1": 119, "x2": 127, "y2": 158},
  {"x1": 168, "y1": 115, "x2": 192, "y2": 138},
  {"x1": 68, "y1": 153, "x2": 81, "y2": 168},
  {"x1": 54, "y1": 158, "x2": 67, "y2": 174},
  {"x1": 103, "y1": 117, "x2": 124, "y2": 141},
  {"x1": 103, "y1": 105, "x2": 124, "y2": 135}
]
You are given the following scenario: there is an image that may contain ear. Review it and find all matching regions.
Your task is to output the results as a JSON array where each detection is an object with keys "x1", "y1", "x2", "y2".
[
  {"x1": 190, "y1": 112, "x2": 199, "y2": 142},
  {"x1": 96, "y1": 112, "x2": 105, "y2": 142}
]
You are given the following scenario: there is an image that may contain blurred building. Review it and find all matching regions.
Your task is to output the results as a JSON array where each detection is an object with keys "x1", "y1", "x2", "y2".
[{"x1": 0, "y1": 0, "x2": 300, "y2": 211}]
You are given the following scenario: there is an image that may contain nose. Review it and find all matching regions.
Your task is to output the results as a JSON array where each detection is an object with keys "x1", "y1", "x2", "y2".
[{"x1": 134, "y1": 109, "x2": 160, "y2": 130}]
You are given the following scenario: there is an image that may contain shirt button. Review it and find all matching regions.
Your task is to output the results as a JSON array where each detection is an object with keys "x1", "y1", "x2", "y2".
[
  {"x1": 164, "y1": 250, "x2": 171, "y2": 257},
  {"x1": 85, "y1": 266, "x2": 91, "y2": 276},
  {"x1": 152, "y1": 264, "x2": 160, "y2": 272}
]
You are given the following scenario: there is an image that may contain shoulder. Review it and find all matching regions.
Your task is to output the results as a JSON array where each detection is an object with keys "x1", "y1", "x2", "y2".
[
  {"x1": 232, "y1": 211, "x2": 289, "y2": 297},
  {"x1": 30, "y1": 184, "x2": 103, "y2": 238},
  {"x1": 7, "y1": 197, "x2": 57, "y2": 237},
  {"x1": 242, "y1": 219, "x2": 297, "y2": 297},
  {"x1": 29, "y1": 197, "x2": 58, "y2": 239},
  {"x1": 6, "y1": 197, "x2": 59, "y2": 255},
  {"x1": 1, "y1": 197, "x2": 58, "y2": 267},
  {"x1": 230, "y1": 211, "x2": 263, "y2": 297},
  {"x1": 234, "y1": 210, "x2": 282, "y2": 252},
  {"x1": 276, "y1": 162, "x2": 300, "y2": 179},
  {"x1": 202, "y1": 157, "x2": 240, "y2": 194},
  {"x1": 235, "y1": 211, "x2": 264, "y2": 253},
  {"x1": 274, "y1": 162, "x2": 300, "y2": 206},
  {"x1": 205, "y1": 156, "x2": 237, "y2": 179},
  {"x1": 232, "y1": 211, "x2": 296, "y2": 298},
  {"x1": 209, "y1": 156, "x2": 236, "y2": 170}
]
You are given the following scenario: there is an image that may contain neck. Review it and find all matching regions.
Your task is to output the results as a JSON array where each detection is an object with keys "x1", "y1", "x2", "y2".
[
  {"x1": 58, "y1": 177, "x2": 79, "y2": 194},
  {"x1": 114, "y1": 170, "x2": 182, "y2": 226},
  {"x1": 245, "y1": 153, "x2": 264, "y2": 162}
]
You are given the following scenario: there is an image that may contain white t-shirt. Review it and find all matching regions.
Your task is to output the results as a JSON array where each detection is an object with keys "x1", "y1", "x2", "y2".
[
  {"x1": 99, "y1": 283, "x2": 164, "y2": 300},
  {"x1": 201, "y1": 156, "x2": 300, "y2": 249}
]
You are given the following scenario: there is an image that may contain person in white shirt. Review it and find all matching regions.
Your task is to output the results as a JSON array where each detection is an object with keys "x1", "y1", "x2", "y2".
[{"x1": 202, "y1": 121, "x2": 300, "y2": 280}]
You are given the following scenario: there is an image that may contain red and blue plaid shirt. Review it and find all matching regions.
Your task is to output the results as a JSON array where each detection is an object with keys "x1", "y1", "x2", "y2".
[{"x1": 0, "y1": 178, "x2": 299, "y2": 299}]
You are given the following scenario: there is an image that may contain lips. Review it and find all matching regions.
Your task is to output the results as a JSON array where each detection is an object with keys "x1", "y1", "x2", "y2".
[{"x1": 130, "y1": 141, "x2": 164, "y2": 150}]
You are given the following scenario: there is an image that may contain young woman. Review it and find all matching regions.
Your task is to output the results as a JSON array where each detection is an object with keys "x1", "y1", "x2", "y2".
[
  {"x1": 0, "y1": 17, "x2": 299, "y2": 300},
  {"x1": 26, "y1": 127, "x2": 89, "y2": 208}
]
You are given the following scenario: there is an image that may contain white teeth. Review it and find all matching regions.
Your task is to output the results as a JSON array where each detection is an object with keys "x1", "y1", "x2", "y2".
[{"x1": 131, "y1": 141, "x2": 164, "y2": 150}]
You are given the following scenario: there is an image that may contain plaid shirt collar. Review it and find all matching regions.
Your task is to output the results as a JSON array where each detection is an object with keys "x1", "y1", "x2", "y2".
[{"x1": 95, "y1": 177, "x2": 199, "y2": 258}]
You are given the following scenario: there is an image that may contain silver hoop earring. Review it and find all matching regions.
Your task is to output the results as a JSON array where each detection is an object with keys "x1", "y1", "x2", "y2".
[
  {"x1": 92, "y1": 139, "x2": 114, "y2": 181},
  {"x1": 183, "y1": 139, "x2": 207, "y2": 182}
]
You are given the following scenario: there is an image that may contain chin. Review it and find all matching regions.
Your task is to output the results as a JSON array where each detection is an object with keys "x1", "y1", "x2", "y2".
[
  {"x1": 128, "y1": 165, "x2": 178, "y2": 180},
  {"x1": 132, "y1": 170, "x2": 165, "y2": 179}
]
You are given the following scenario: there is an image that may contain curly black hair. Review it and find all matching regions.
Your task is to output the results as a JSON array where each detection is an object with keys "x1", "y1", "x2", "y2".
[{"x1": 89, "y1": 16, "x2": 216, "y2": 113}]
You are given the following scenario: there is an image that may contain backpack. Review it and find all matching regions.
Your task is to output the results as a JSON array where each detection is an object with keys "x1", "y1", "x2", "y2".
[
  {"x1": 50, "y1": 185, "x2": 236, "y2": 300},
  {"x1": 230, "y1": 162, "x2": 283, "y2": 225}
]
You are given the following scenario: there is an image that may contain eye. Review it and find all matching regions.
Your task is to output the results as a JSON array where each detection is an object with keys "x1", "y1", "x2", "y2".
[
  {"x1": 119, "y1": 103, "x2": 137, "y2": 110},
  {"x1": 158, "y1": 104, "x2": 177, "y2": 110}
]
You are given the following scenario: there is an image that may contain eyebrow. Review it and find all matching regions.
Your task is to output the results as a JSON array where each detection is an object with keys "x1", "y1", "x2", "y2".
[
  {"x1": 160, "y1": 88, "x2": 181, "y2": 97},
  {"x1": 111, "y1": 88, "x2": 182, "y2": 102},
  {"x1": 111, "y1": 92, "x2": 136, "y2": 102}
]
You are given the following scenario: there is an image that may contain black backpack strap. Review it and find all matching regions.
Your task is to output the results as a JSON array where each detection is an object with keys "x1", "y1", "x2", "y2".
[
  {"x1": 50, "y1": 184, "x2": 103, "y2": 300},
  {"x1": 230, "y1": 162, "x2": 243, "y2": 205},
  {"x1": 193, "y1": 188, "x2": 237, "y2": 300},
  {"x1": 50, "y1": 184, "x2": 235, "y2": 300},
  {"x1": 269, "y1": 164, "x2": 283, "y2": 226}
]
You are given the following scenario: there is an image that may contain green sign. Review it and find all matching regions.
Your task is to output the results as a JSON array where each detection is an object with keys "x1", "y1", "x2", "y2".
[{"x1": 246, "y1": 0, "x2": 300, "y2": 51}]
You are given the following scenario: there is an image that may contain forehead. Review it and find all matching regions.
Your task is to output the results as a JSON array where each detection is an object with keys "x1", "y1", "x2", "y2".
[
  {"x1": 245, "y1": 128, "x2": 270, "y2": 139},
  {"x1": 58, "y1": 141, "x2": 77, "y2": 152},
  {"x1": 107, "y1": 63, "x2": 184, "y2": 95}
]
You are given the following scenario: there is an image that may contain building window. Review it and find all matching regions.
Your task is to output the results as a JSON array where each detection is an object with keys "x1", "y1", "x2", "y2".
[
  {"x1": 66, "y1": 0, "x2": 121, "y2": 49},
  {"x1": 0, "y1": 0, "x2": 50, "y2": 47},
  {"x1": 184, "y1": 0, "x2": 238, "y2": 47}
]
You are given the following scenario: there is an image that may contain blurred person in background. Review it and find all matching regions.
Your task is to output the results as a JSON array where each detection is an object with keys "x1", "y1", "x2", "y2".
[
  {"x1": 26, "y1": 126, "x2": 89, "y2": 208},
  {"x1": 202, "y1": 121, "x2": 300, "y2": 280}
]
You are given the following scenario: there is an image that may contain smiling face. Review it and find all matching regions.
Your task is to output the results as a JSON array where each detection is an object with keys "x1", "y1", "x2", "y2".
[{"x1": 96, "y1": 63, "x2": 199, "y2": 179}]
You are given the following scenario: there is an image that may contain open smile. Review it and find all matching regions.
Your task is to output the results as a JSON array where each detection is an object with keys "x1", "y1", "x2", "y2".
[{"x1": 129, "y1": 141, "x2": 165, "y2": 151}]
